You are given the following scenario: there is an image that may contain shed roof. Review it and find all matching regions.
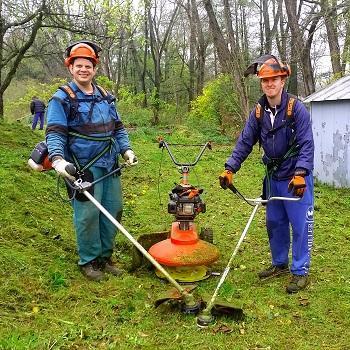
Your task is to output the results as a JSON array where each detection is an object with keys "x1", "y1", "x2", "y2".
[{"x1": 303, "y1": 74, "x2": 350, "y2": 103}]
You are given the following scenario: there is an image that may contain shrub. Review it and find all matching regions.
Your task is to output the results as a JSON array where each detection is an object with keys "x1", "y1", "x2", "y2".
[
  {"x1": 188, "y1": 74, "x2": 242, "y2": 136},
  {"x1": 5, "y1": 78, "x2": 66, "y2": 123}
]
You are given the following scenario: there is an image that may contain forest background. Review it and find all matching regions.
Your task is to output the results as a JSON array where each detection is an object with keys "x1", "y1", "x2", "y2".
[{"x1": 1, "y1": 0, "x2": 350, "y2": 132}]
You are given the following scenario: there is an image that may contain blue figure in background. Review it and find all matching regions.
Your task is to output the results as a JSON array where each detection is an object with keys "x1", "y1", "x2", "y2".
[{"x1": 30, "y1": 96, "x2": 46, "y2": 130}]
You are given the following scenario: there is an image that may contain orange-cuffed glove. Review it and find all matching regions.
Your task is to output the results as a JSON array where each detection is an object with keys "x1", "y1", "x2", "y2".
[
  {"x1": 219, "y1": 170, "x2": 233, "y2": 189},
  {"x1": 288, "y1": 170, "x2": 306, "y2": 197}
]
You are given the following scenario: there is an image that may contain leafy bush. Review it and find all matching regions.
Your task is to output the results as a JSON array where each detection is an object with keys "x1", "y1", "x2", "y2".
[
  {"x1": 5, "y1": 78, "x2": 66, "y2": 123},
  {"x1": 188, "y1": 74, "x2": 243, "y2": 136},
  {"x1": 95, "y1": 75, "x2": 115, "y2": 92},
  {"x1": 116, "y1": 86, "x2": 152, "y2": 127}
]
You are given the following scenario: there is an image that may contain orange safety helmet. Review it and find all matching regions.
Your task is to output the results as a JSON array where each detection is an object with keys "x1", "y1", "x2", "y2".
[
  {"x1": 244, "y1": 54, "x2": 291, "y2": 79},
  {"x1": 64, "y1": 40, "x2": 101, "y2": 67}
]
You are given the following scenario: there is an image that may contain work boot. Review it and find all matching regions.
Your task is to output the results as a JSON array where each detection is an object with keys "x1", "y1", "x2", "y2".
[
  {"x1": 258, "y1": 264, "x2": 289, "y2": 279},
  {"x1": 80, "y1": 260, "x2": 105, "y2": 282},
  {"x1": 286, "y1": 274, "x2": 309, "y2": 294},
  {"x1": 100, "y1": 257, "x2": 125, "y2": 277}
]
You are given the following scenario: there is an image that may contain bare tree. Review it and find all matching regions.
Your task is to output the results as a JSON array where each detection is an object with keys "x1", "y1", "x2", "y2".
[
  {"x1": 0, "y1": 1, "x2": 47, "y2": 119},
  {"x1": 147, "y1": 0, "x2": 181, "y2": 124},
  {"x1": 261, "y1": 0, "x2": 283, "y2": 54},
  {"x1": 284, "y1": 0, "x2": 320, "y2": 96},
  {"x1": 203, "y1": 0, "x2": 249, "y2": 122}
]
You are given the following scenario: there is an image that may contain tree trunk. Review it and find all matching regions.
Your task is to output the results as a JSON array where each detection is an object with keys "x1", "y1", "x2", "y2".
[
  {"x1": 321, "y1": 0, "x2": 342, "y2": 75},
  {"x1": 341, "y1": 9, "x2": 350, "y2": 73},
  {"x1": 188, "y1": 0, "x2": 196, "y2": 107},
  {"x1": 284, "y1": 0, "x2": 316, "y2": 96},
  {"x1": 191, "y1": 0, "x2": 206, "y2": 95}
]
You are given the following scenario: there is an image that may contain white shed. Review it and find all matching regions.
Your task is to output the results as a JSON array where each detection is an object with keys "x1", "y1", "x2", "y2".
[{"x1": 303, "y1": 75, "x2": 350, "y2": 188}]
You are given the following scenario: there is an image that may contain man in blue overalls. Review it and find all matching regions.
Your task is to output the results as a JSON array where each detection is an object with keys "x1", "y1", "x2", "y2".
[
  {"x1": 46, "y1": 40, "x2": 137, "y2": 281},
  {"x1": 219, "y1": 55, "x2": 314, "y2": 293},
  {"x1": 30, "y1": 96, "x2": 46, "y2": 130}
]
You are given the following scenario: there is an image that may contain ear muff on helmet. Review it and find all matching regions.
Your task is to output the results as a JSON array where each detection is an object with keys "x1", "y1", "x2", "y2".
[
  {"x1": 64, "y1": 40, "x2": 102, "y2": 67},
  {"x1": 244, "y1": 54, "x2": 291, "y2": 78}
]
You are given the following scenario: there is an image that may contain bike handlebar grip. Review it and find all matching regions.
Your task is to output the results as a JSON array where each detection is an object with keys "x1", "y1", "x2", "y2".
[{"x1": 65, "y1": 163, "x2": 77, "y2": 176}]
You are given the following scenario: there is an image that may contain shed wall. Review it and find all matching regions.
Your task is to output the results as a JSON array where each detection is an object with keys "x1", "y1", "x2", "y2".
[{"x1": 311, "y1": 100, "x2": 350, "y2": 187}]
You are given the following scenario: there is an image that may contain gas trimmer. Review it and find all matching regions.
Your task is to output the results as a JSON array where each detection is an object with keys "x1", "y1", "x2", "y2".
[
  {"x1": 196, "y1": 184, "x2": 300, "y2": 328},
  {"x1": 133, "y1": 139, "x2": 220, "y2": 284}
]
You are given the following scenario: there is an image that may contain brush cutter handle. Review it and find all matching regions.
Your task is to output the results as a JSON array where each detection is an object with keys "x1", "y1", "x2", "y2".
[
  {"x1": 64, "y1": 163, "x2": 128, "y2": 191},
  {"x1": 159, "y1": 138, "x2": 211, "y2": 167},
  {"x1": 227, "y1": 183, "x2": 300, "y2": 206},
  {"x1": 65, "y1": 163, "x2": 77, "y2": 176}
]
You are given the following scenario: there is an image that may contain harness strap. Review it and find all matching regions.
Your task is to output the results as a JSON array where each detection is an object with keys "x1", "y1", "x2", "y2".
[
  {"x1": 263, "y1": 141, "x2": 300, "y2": 199},
  {"x1": 255, "y1": 94, "x2": 299, "y2": 193},
  {"x1": 68, "y1": 131, "x2": 116, "y2": 172},
  {"x1": 59, "y1": 84, "x2": 114, "y2": 120},
  {"x1": 96, "y1": 85, "x2": 108, "y2": 97},
  {"x1": 58, "y1": 84, "x2": 117, "y2": 173},
  {"x1": 256, "y1": 103, "x2": 262, "y2": 119},
  {"x1": 59, "y1": 85, "x2": 76, "y2": 99},
  {"x1": 287, "y1": 97, "x2": 295, "y2": 117}
]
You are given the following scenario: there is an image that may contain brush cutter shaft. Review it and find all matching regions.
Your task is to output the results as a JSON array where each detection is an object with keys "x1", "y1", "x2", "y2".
[
  {"x1": 203, "y1": 204, "x2": 260, "y2": 313},
  {"x1": 228, "y1": 184, "x2": 300, "y2": 206},
  {"x1": 246, "y1": 196, "x2": 300, "y2": 206},
  {"x1": 80, "y1": 189, "x2": 186, "y2": 294}
]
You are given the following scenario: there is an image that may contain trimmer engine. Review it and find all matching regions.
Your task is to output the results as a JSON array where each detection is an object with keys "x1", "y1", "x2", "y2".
[{"x1": 168, "y1": 182, "x2": 206, "y2": 230}]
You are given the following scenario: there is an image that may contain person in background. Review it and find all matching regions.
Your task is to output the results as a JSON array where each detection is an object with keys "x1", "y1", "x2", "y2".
[
  {"x1": 219, "y1": 55, "x2": 314, "y2": 293},
  {"x1": 30, "y1": 96, "x2": 46, "y2": 130},
  {"x1": 46, "y1": 40, "x2": 137, "y2": 281}
]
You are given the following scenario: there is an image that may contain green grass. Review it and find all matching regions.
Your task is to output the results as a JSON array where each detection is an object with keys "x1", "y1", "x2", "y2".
[{"x1": 0, "y1": 123, "x2": 350, "y2": 349}]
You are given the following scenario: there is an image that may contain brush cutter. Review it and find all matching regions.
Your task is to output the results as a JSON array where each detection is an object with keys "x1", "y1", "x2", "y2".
[
  {"x1": 63, "y1": 163, "x2": 201, "y2": 314},
  {"x1": 196, "y1": 184, "x2": 300, "y2": 328},
  {"x1": 132, "y1": 139, "x2": 220, "y2": 283}
]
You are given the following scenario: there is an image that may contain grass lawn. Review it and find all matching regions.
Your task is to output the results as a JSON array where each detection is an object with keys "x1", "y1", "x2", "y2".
[{"x1": 0, "y1": 123, "x2": 349, "y2": 350}]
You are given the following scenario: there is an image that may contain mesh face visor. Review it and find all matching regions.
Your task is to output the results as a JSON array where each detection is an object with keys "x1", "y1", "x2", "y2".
[{"x1": 65, "y1": 40, "x2": 102, "y2": 59}]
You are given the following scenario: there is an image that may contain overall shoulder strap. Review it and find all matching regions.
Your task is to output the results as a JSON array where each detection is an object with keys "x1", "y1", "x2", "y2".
[
  {"x1": 255, "y1": 103, "x2": 262, "y2": 119},
  {"x1": 58, "y1": 84, "x2": 79, "y2": 119},
  {"x1": 59, "y1": 84, "x2": 77, "y2": 100},
  {"x1": 286, "y1": 93, "x2": 297, "y2": 119},
  {"x1": 95, "y1": 85, "x2": 108, "y2": 97},
  {"x1": 95, "y1": 85, "x2": 116, "y2": 104}
]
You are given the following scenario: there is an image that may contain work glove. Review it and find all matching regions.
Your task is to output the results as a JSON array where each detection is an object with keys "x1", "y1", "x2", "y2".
[
  {"x1": 52, "y1": 157, "x2": 76, "y2": 181},
  {"x1": 288, "y1": 170, "x2": 306, "y2": 197},
  {"x1": 219, "y1": 169, "x2": 233, "y2": 190},
  {"x1": 123, "y1": 149, "x2": 138, "y2": 166}
]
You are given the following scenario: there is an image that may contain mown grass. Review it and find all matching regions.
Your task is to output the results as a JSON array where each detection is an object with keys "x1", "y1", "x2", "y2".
[{"x1": 0, "y1": 123, "x2": 349, "y2": 350}]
